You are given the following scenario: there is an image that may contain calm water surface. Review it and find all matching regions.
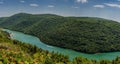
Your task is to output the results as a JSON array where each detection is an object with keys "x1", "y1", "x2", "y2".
[{"x1": 3, "y1": 29, "x2": 120, "y2": 61}]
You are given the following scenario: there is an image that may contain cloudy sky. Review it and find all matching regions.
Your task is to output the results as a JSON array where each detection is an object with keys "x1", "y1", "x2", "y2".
[{"x1": 0, "y1": 0, "x2": 120, "y2": 21}]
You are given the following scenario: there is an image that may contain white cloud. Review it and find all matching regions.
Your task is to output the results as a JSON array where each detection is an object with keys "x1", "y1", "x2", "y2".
[
  {"x1": 0, "y1": 1, "x2": 4, "y2": 4},
  {"x1": 104, "y1": 3, "x2": 120, "y2": 8},
  {"x1": 94, "y1": 5, "x2": 105, "y2": 8},
  {"x1": 30, "y1": 4, "x2": 39, "y2": 7},
  {"x1": 48, "y1": 5, "x2": 55, "y2": 8},
  {"x1": 20, "y1": 0, "x2": 25, "y2": 3},
  {"x1": 76, "y1": 0, "x2": 88, "y2": 3},
  {"x1": 72, "y1": 6, "x2": 79, "y2": 8},
  {"x1": 118, "y1": 0, "x2": 120, "y2": 1},
  {"x1": 74, "y1": 7, "x2": 79, "y2": 8}
]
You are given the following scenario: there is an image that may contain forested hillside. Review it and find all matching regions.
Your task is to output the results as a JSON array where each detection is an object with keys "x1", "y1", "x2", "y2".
[
  {"x1": 0, "y1": 29, "x2": 70, "y2": 64},
  {"x1": 0, "y1": 13, "x2": 120, "y2": 53},
  {"x1": 0, "y1": 29, "x2": 120, "y2": 64}
]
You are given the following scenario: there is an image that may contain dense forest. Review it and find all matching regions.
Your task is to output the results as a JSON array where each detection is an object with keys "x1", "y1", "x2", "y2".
[
  {"x1": 0, "y1": 29, "x2": 120, "y2": 64},
  {"x1": 0, "y1": 13, "x2": 120, "y2": 53}
]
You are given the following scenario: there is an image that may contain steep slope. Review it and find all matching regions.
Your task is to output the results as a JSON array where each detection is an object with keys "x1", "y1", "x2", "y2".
[
  {"x1": 0, "y1": 13, "x2": 120, "y2": 53},
  {"x1": 0, "y1": 29, "x2": 71, "y2": 64}
]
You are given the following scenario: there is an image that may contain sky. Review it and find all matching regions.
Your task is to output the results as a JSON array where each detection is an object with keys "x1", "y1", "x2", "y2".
[{"x1": 0, "y1": 0, "x2": 120, "y2": 21}]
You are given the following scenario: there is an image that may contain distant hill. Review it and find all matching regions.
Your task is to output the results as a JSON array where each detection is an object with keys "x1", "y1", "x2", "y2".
[{"x1": 0, "y1": 13, "x2": 120, "y2": 53}]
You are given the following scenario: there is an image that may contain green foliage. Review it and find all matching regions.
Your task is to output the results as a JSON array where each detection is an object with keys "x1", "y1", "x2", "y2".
[
  {"x1": 0, "y1": 30, "x2": 70, "y2": 64},
  {"x1": 0, "y1": 28, "x2": 120, "y2": 64},
  {"x1": 0, "y1": 13, "x2": 120, "y2": 64},
  {"x1": 0, "y1": 13, "x2": 120, "y2": 53}
]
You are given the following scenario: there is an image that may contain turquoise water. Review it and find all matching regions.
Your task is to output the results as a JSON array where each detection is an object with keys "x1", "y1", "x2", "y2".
[{"x1": 3, "y1": 29, "x2": 120, "y2": 61}]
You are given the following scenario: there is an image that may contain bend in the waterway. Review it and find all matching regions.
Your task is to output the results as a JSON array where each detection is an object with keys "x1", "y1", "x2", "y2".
[{"x1": 3, "y1": 29, "x2": 120, "y2": 61}]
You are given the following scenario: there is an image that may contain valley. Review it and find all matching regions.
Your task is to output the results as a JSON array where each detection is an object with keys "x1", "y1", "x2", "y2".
[{"x1": 0, "y1": 13, "x2": 120, "y2": 53}]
